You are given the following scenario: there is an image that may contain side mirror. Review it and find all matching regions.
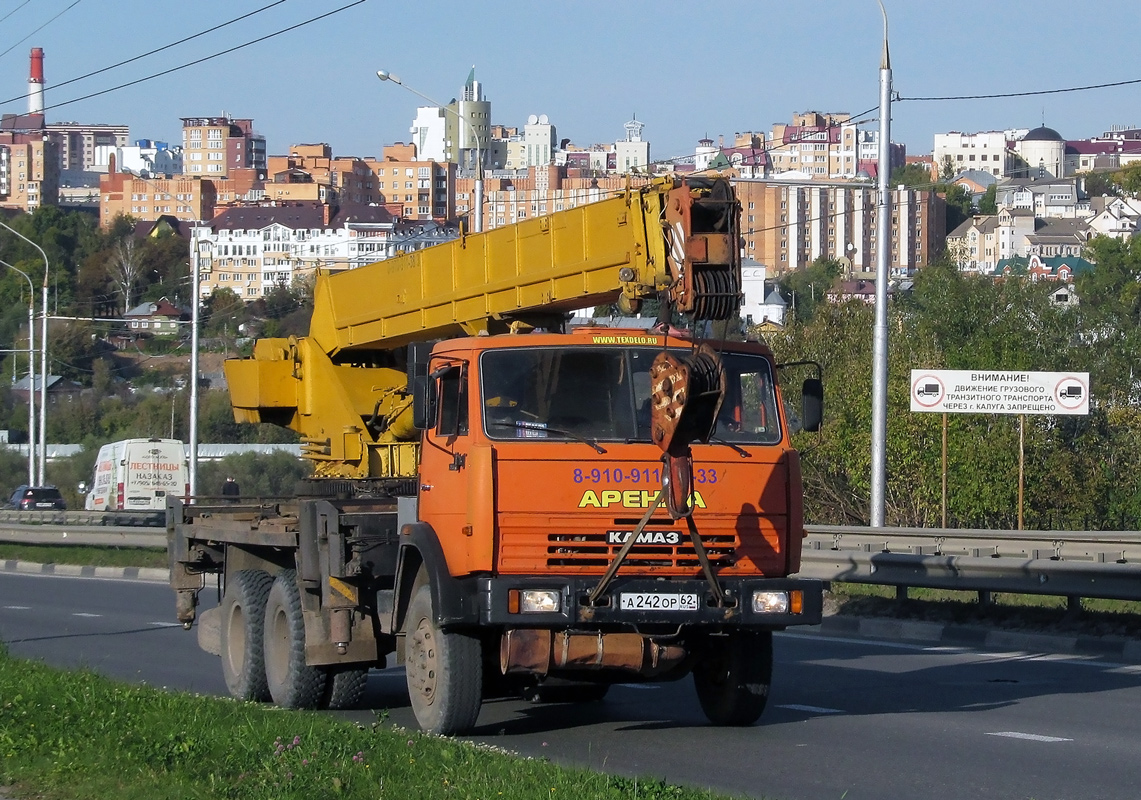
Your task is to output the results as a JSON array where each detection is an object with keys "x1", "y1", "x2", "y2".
[
  {"x1": 77, "y1": 481, "x2": 88, "y2": 495},
  {"x1": 412, "y1": 374, "x2": 437, "y2": 430},
  {"x1": 801, "y1": 377, "x2": 823, "y2": 433}
]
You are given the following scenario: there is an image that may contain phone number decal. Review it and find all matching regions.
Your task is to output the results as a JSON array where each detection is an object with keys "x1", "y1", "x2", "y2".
[{"x1": 572, "y1": 467, "x2": 719, "y2": 484}]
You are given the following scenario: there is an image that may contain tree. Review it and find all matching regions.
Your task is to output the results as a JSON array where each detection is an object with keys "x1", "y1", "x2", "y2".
[
  {"x1": 1081, "y1": 171, "x2": 1118, "y2": 198},
  {"x1": 978, "y1": 184, "x2": 998, "y2": 215},
  {"x1": 1113, "y1": 162, "x2": 1141, "y2": 197},
  {"x1": 776, "y1": 257, "x2": 843, "y2": 324},
  {"x1": 111, "y1": 236, "x2": 141, "y2": 314},
  {"x1": 889, "y1": 163, "x2": 935, "y2": 190},
  {"x1": 940, "y1": 155, "x2": 956, "y2": 181},
  {"x1": 940, "y1": 183, "x2": 974, "y2": 231}
]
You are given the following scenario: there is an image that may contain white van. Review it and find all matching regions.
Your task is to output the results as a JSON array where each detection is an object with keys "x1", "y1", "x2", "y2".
[{"x1": 85, "y1": 438, "x2": 189, "y2": 512}]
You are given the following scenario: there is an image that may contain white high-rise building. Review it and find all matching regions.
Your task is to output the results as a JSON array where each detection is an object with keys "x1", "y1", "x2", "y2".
[
  {"x1": 409, "y1": 106, "x2": 447, "y2": 162},
  {"x1": 523, "y1": 114, "x2": 556, "y2": 168},
  {"x1": 615, "y1": 117, "x2": 649, "y2": 174}
]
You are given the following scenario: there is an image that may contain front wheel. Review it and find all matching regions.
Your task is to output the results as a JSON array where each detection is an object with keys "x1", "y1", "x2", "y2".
[
  {"x1": 692, "y1": 629, "x2": 773, "y2": 726},
  {"x1": 405, "y1": 584, "x2": 483, "y2": 735}
]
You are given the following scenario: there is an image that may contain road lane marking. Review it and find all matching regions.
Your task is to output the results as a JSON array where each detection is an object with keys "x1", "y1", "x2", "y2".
[
  {"x1": 986, "y1": 731, "x2": 1072, "y2": 742},
  {"x1": 783, "y1": 632, "x2": 1141, "y2": 672},
  {"x1": 3, "y1": 605, "x2": 31, "y2": 610},
  {"x1": 148, "y1": 622, "x2": 183, "y2": 627},
  {"x1": 71, "y1": 612, "x2": 102, "y2": 618},
  {"x1": 777, "y1": 704, "x2": 844, "y2": 714}
]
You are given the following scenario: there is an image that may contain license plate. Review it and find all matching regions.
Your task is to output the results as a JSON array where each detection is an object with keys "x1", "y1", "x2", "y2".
[
  {"x1": 619, "y1": 593, "x2": 698, "y2": 611},
  {"x1": 34, "y1": 502, "x2": 54, "y2": 508}
]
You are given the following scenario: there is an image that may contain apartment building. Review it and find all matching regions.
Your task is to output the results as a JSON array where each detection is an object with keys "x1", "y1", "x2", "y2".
[
  {"x1": 180, "y1": 116, "x2": 267, "y2": 178},
  {"x1": 190, "y1": 203, "x2": 456, "y2": 300},
  {"x1": 763, "y1": 112, "x2": 904, "y2": 180},
  {"x1": 933, "y1": 130, "x2": 1023, "y2": 178},
  {"x1": 477, "y1": 166, "x2": 655, "y2": 230},
  {"x1": 99, "y1": 169, "x2": 218, "y2": 225},
  {"x1": 946, "y1": 209, "x2": 1036, "y2": 273},
  {"x1": 365, "y1": 142, "x2": 454, "y2": 221},
  {"x1": 994, "y1": 176, "x2": 1090, "y2": 219},
  {"x1": 45, "y1": 122, "x2": 129, "y2": 171},
  {"x1": 0, "y1": 131, "x2": 59, "y2": 211},
  {"x1": 733, "y1": 178, "x2": 944, "y2": 276}
]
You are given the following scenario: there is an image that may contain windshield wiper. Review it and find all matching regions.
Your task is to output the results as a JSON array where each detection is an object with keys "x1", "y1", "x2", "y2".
[
  {"x1": 487, "y1": 421, "x2": 607, "y2": 454},
  {"x1": 710, "y1": 437, "x2": 751, "y2": 458}
]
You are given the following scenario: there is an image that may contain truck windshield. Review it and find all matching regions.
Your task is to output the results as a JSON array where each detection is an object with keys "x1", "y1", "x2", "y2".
[{"x1": 480, "y1": 346, "x2": 781, "y2": 445}]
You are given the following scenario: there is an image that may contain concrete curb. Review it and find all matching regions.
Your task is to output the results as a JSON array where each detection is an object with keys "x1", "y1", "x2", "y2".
[
  {"x1": 1, "y1": 559, "x2": 170, "y2": 583},
  {"x1": 811, "y1": 613, "x2": 1141, "y2": 662}
]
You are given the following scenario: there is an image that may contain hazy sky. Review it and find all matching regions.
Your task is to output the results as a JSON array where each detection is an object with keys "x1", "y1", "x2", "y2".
[{"x1": 2, "y1": 0, "x2": 1139, "y2": 164}]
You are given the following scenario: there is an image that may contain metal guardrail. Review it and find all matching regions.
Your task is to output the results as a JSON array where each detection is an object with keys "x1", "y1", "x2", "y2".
[
  {"x1": 3, "y1": 518, "x2": 1141, "y2": 601},
  {"x1": 0, "y1": 524, "x2": 165, "y2": 549},
  {"x1": 802, "y1": 525, "x2": 1141, "y2": 602},
  {"x1": 0, "y1": 509, "x2": 164, "y2": 527}
]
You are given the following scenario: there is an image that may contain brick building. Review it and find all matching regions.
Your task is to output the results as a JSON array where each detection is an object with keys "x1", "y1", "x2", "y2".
[{"x1": 180, "y1": 116, "x2": 266, "y2": 178}]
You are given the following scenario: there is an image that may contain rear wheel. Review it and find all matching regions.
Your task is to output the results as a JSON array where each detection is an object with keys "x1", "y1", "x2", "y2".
[
  {"x1": 320, "y1": 667, "x2": 369, "y2": 710},
  {"x1": 219, "y1": 569, "x2": 273, "y2": 701},
  {"x1": 405, "y1": 584, "x2": 483, "y2": 735},
  {"x1": 693, "y1": 629, "x2": 773, "y2": 726},
  {"x1": 263, "y1": 570, "x2": 326, "y2": 708}
]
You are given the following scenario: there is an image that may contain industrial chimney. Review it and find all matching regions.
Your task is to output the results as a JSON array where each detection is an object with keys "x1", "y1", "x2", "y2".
[{"x1": 28, "y1": 48, "x2": 44, "y2": 115}]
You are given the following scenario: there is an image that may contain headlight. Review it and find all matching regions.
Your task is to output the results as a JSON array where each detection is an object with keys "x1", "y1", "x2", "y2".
[
  {"x1": 752, "y1": 590, "x2": 790, "y2": 614},
  {"x1": 509, "y1": 589, "x2": 561, "y2": 614}
]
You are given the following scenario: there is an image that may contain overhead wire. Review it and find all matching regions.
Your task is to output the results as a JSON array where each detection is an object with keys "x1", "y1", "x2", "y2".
[
  {"x1": 0, "y1": 0, "x2": 288, "y2": 108},
  {"x1": 0, "y1": 0, "x2": 33, "y2": 26},
  {"x1": 900, "y1": 77, "x2": 1141, "y2": 103},
  {"x1": 38, "y1": 0, "x2": 367, "y2": 114},
  {"x1": 0, "y1": 0, "x2": 86, "y2": 61}
]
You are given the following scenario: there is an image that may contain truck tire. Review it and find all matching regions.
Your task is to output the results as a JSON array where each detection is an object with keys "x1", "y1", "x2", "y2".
[
  {"x1": 219, "y1": 569, "x2": 273, "y2": 701},
  {"x1": 405, "y1": 584, "x2": 483, "y2": 735},
  {"x1": 263, "y1": 570, "x2": 327, "y2": 709},
  {"x1": 320, "y1": 667, "x2": 369, "y2": 710},
  {"x1": 692, "y1": 629, "x2": 773, "y2": 726}
]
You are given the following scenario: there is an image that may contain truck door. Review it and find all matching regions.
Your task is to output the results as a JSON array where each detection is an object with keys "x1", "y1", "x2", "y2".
[{"x1": 417, "y1": 363, "x2": 484, "y2": 575}]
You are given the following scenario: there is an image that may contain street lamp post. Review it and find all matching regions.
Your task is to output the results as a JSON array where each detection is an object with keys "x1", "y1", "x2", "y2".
[
  {"x1": 376, "y1": 69, "x2": 484, "y2": 233},
  {"x1": 188, "y1": 226, "x2": 207, "y2": 498},
  {"x1": 869, "y1": 0, "x2": 893, "y2": 527},
  {"x1": 0, "y1": 219, "x2": 49, "y2": 484},
  {"x1": 0, "y1": 259, "x2": 35, "y2": 485}
]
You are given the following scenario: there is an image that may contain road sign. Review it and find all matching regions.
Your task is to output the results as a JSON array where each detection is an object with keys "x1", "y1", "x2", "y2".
[{"x1": 910, "y1": 370, "x2": 1089, "y2": 415}]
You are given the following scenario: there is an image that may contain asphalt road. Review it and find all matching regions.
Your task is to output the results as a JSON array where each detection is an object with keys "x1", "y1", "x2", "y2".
[{"x1": 4, "y1": 571, "x2": 1141, "y2": 800}]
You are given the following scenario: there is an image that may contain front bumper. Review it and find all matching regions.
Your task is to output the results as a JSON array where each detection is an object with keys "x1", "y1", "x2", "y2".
[{"x1": 476, "y1": 575, "x2": 823, "y2": 629}]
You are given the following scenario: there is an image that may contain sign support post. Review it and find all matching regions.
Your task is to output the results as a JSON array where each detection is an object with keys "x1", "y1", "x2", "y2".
[
  {"x1": 941, "y1": 412, "x2": 948, "y2": 528},
  {"x1": 1018, "y1": 414, "x2": 1025, "y2": 531}
]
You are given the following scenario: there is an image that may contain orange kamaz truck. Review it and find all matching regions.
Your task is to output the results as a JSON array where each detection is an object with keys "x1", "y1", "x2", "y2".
[{"x1": 168, "y1": 175, "x2": 824, "y2": 734}]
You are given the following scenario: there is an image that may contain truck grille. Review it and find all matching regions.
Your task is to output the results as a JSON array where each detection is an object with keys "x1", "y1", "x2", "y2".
[{"x1": 497, "y1": 515, "x2": 785, "y2": 575}]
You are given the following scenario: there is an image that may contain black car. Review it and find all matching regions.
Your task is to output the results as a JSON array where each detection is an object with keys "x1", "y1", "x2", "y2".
[{"x1": 6, "y1": 485, "x2": 67, "y2": 510}]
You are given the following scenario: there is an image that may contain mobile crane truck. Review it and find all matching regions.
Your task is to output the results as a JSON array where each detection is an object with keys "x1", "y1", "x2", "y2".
[{"x1": 168, "y1": 174, "x2": 824, "y2": 735}]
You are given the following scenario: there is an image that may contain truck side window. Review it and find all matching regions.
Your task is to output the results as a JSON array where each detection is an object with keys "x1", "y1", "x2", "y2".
[{"x1": 437, "y1": 366, "x2": 468, "y2": 437}]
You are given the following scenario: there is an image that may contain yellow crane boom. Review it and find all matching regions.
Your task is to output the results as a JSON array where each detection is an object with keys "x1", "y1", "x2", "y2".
[{"x1": 224, "y1": 174, "x2": 741, "y2": 479}]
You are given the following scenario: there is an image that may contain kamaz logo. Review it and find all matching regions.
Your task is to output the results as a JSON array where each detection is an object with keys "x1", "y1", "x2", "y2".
[{"x1": 607, "y1": 530, "x2": 681, "y2": 545}]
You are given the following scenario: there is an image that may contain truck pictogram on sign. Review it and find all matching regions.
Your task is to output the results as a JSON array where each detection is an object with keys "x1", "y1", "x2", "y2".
[{"x1": 910, "y1": 374, "x2": 945, "y2": 408}]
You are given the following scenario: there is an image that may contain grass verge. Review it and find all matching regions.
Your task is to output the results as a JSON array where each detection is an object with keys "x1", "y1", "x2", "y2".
[
  {"x1": 0, "y1": 646, "x2": 744, "y2": 800},
  {"x1": 0, "y1": 544, "x2": 167, "y2": 569}
]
